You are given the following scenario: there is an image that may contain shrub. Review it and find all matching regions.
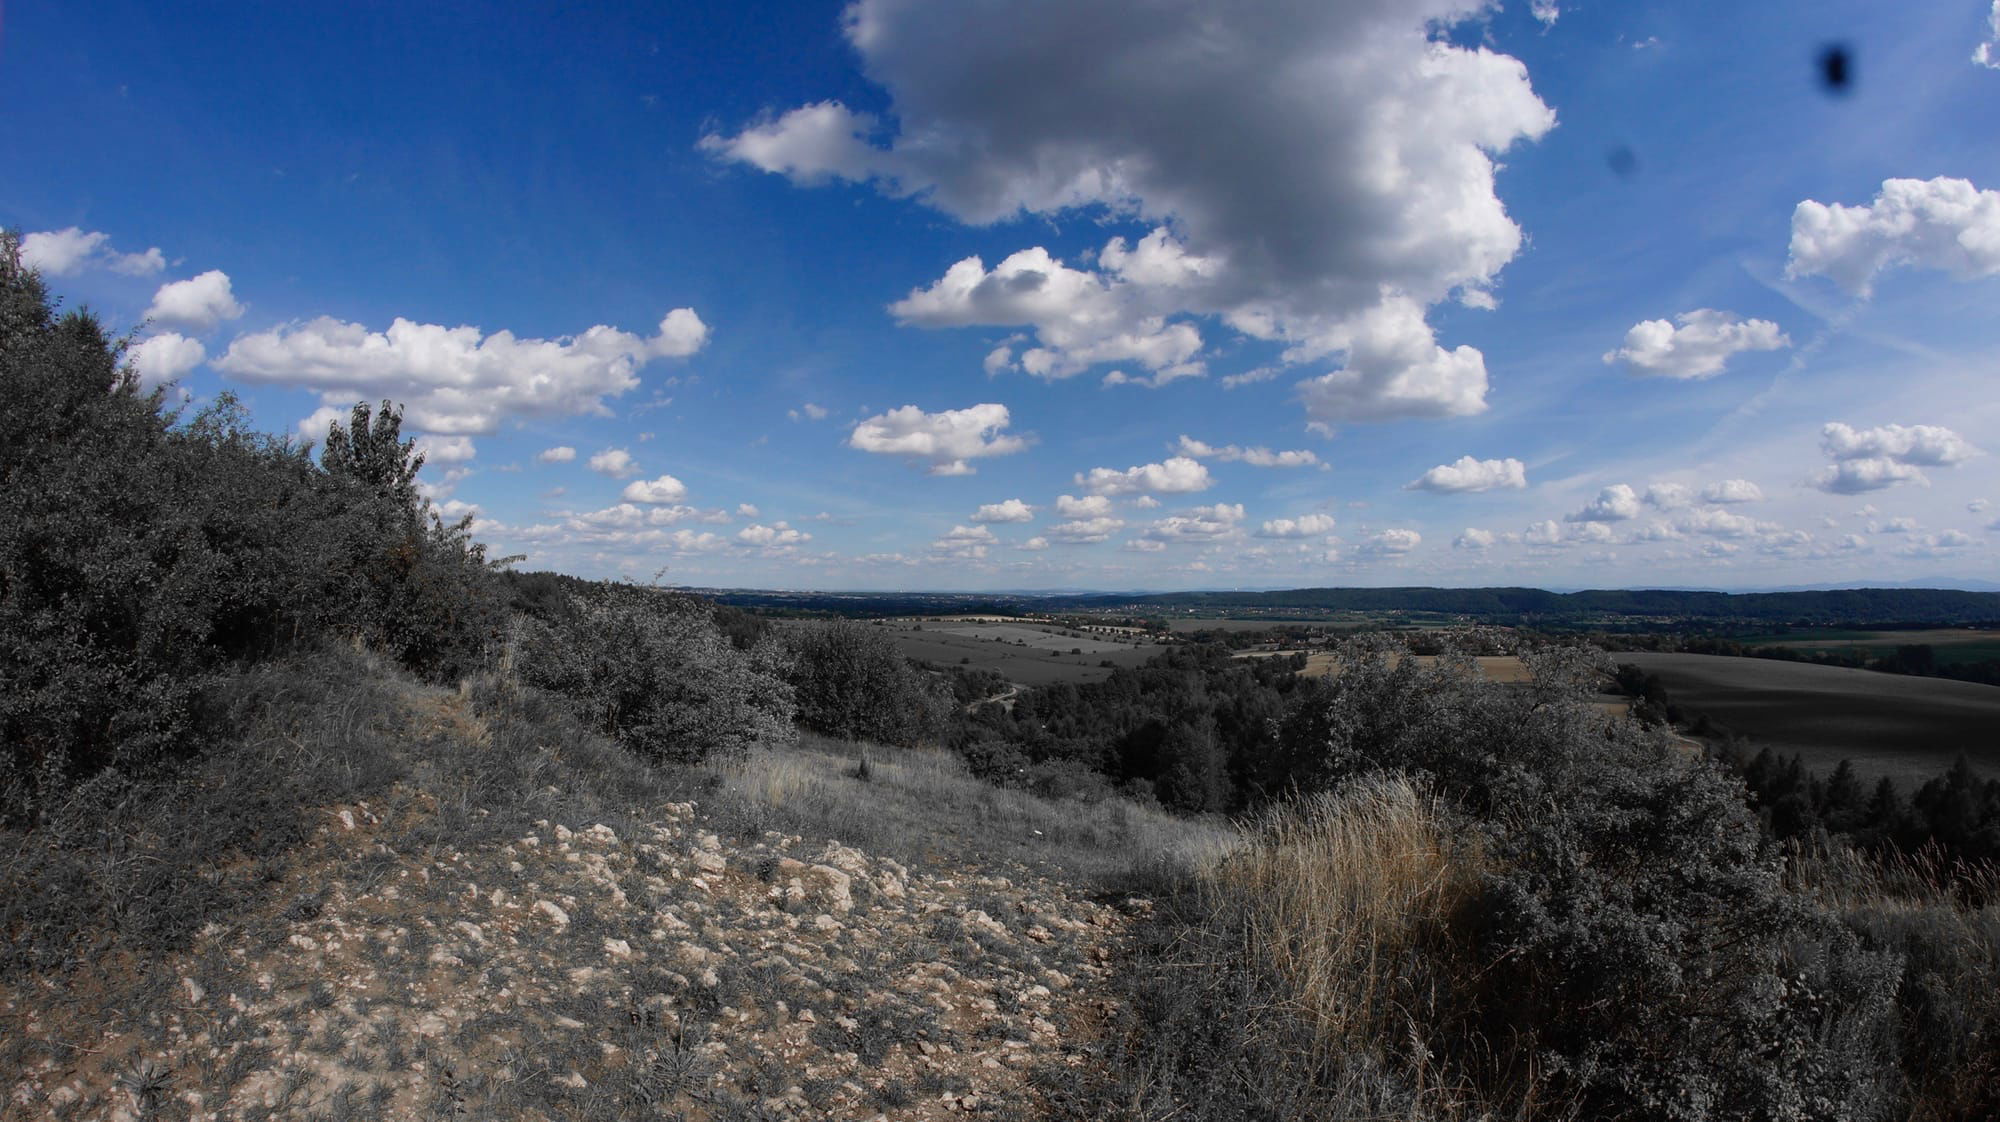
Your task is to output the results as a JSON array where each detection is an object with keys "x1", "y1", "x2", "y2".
[
  {"x1": 515, "y1": 584, "x2": 795, "y2": 764},
  {"x1": 780, "y1": 620, "x2": 952, "y2": 747}
]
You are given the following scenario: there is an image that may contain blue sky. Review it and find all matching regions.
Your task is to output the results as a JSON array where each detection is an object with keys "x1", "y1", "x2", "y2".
[{"x1": 7, "y1": 0, "x2": 1999, "y2": 591}]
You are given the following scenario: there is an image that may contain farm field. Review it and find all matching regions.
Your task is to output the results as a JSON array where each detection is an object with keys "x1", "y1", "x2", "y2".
[
  {"x1": 867, "y1": 618, "x2": 1165, "y2": 686},
  {"x1": 1619, "y1": 652, "x2": 2000, "y2": 783},
  {"x1": 1738, "y1": 628, "x2": 2000, "y2": 666}
]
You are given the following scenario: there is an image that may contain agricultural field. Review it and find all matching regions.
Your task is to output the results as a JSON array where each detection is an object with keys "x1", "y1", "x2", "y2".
[
  {"x1": 1737, "y1": 627, "x2": 2000, "y2": 666},
  {"x1": 867, "y1": 617, "x2": 1166, "y2": 686},
  {"x1": 1619, "y1": 652, "x2": 2000, "y2": 783}
]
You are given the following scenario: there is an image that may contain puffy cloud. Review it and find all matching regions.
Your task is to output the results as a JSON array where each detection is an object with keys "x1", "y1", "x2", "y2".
[
  {"x1": 893, "y1": 244, "x2": 1205, "y2": 380},
  {"x1": 126, "y1": 332, "x2": 205, "y2": 389},
  {"x1": 1677, "y1": 507, "x2": 1778, "y2": 538},
  {"x1": 1358, "y1": 529, "x2": 1422, "y2": 556},
  {"x1": 1788, "y1": 177, "x2": 2000, "y2": 296},
  {"x1": 1566, "y1": 484, "x2": 1641, "y2": 522},
  {"x1": 20, "y1": 227, "x2": 165, "y2": 277},
  {"x1": 622, "y1": 474, "x2": 690, "y2": 504},
  {"x1": 971, "y1": 498, "x2": 1034, "y2": 523},
  {"x1": 537, "y1": 446, "x2": 577, "y2": 464},
  {"x1": 589, "y1": 448, "x2": 639, "y2": 478},
  {"x1": 1703, "y1": 479, "x2": 1764, "y2": 504},
  {"x1": 1055, "y1": 494, "x2": 1114, "y2": 519},
  {"x1": 1257, "y1": 514, "x2": 1337, "y2": 539},
  {"x1": 1019, "y1": 536, "x2": 1050, "y2": 551},
  {"x1": 1603, "y1": 309, "x2": 1789, "y2": 379},
  {"x1": 1406, "y1": 454, "x2": 1526, "y2": 493},
  {"x1": 738, "y1": 503, "x2": 761, "y2": 518},
  {"x1": 1821, "y1": 422, "x2": 1977, "y2": 466},
  {"x1": 1075, "y1": 456, "x2": 1212, "y2": 496},
  {"x1": 1813, "y1": 422, "x2": 1978, "y2": 494},
  {"x1": 790, "y1": 402, "x2": 830, "y2": 421},
  {"x1": 1047, "y1": 517, "x2": 1124, "y2": 544},
  {"x1": 1141, "y1": 503, "x2": 1245, "y2": 544},
  {"x1": 737, "y1": 522, "x2": 812, "y2": 548},
  {"x1": 1872, "y1": 516, "x2": 1919, "y2": 534},
  {"x1": 146, "y1": 270, "x2": 244, "y2": 332},
  {"x1": 932, "y1": 524, "x2": 999, "y2": 559},
  {"x1": 707, "y1": 0, "x2": 1551, "y2": 419},
  {"x1": 1979, "y1": 2, "x2": 2000, "y2": 67},
  {"x1": 1643, "y1": 482, "x2": 1694, "y2": 510},
  {"x1": 1524, "y1": 519, "x2": 1564, "y2": 546},
  {"x1": 1101, "y1": 365, "x2": 1205, "y2": 390},
  {"x1": 1173, "y1": 436, "x2": 1319, "y2": 468},
  {"x1": 217, "y1": 308, "x2": 707, "y2": 435},
  {"x1": 1454, "y1": 527, "x2": 1496, "y2": 550},
  {"x1": 1568, "y1": 521, "x2": 1617, "y2": 545},
  {"x1": 1814, "y1": 457, "x2": 1929, "y2": 495},
  {"x1": 1898, "y1": 530, "x2": 1976, "y2": 558},
  {"x1": 1530, "y1": 0, "x2": 1560, "y2": 25},
  {"x1": 414, "y1": 435, "x2": 477, "y2": 465},
  {"x1": 847, "y1": 402, "x2": 1027, "y2": 475},
  {"x1": 1296, "y1": 295, "x2": 1490, "y2": 426}
]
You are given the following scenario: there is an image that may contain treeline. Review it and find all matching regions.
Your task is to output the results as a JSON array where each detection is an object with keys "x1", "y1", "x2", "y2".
[
  {"x1": 0, "y1": 235, "x2": 504, "y2": 824},
  {"x1": 954, "y1": 644, "x2": 1312, "y2": 812},
  {"x1": 1057, "y1": 585, "x2": 2000, "y2": 624}
]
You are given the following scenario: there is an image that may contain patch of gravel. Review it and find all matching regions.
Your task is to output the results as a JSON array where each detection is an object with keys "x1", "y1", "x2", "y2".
[{"x1": 3, "y1": 785, "x2": 1146, "y2": 1120}]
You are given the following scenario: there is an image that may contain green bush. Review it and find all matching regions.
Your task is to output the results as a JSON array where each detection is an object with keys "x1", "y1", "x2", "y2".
[
  {"x1": 515, "y1": 584, "x2": 796, "y2": 764},
  {"x1": 781, "y1": 620, "x2": 952, "y2": 747}
]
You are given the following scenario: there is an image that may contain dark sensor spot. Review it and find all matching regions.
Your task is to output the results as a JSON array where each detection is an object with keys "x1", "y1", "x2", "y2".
[
  {"x1": 1606, "y1": 146, "x2": 1639, "y2": 179},
  {"x1": 1819, "y1": 44, "x2": 1853, "y2": 95}
]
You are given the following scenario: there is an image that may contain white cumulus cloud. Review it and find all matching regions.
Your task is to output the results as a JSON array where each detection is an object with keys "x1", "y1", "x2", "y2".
[
  {"x1": 1454, "y1": 527, "x2": 1496, "y2": 550},
  {"x1": 589, "y1": 448, "x2": 639, "y2": 478},
  {"x1": 414, "y1": 435, "x2": 477, "y2": 465},
  {"x1": 537, "y1": 446, "x2": 577, "y2": 464},
  {"x1": 20, "y1": 227, "x2": 165, "y2": 277},
  {"x1": 847, "y1": 402, "x2": 1027, "y2": 475},
  {"x1": 1256, "y1": 514, "x2": 1338, "y2": 539},
  {"x1": 218, "y1": 309, "x2": 707, "y2": 435},
  {"x1": 737, "y1": 522, "x2": 811, "y2": 548},
  {"x1": 146, "y1": 270, "x2": 245, "y2": 332},
  {"x1": 1359, "y1": 529, "x2": 1422, "y2": 556},
  {"x1": 932, "y1": 524, "x2": 999, "y2": 559},
  {"x1": 1141, "y1": 504, "x2": 1245, "y2": 544},
  {"x1": 1047, "y1": 517, "x2": 1124, "y2": 545},
  {"x1": 1603, "y1": 309, "x2": 1789, "y2": 379},
  {"x1": 125, "y1": 332, "x2": 206, "y2": 389},
  {"x1": 1643, "y1": 482, "x2": 1694, "y2": 510},
  {"x1": 971, "y1": 499, "x2": 1034, "y2": 523},
  {"x1": 1703, "y1": 479, "x2": 1764, "y2": 504},
  {"x1": 1055, "y1": 494, "x2": 1115, "y2": 519},
  {"x1": 1788, "y1": 177, "x2": 2000, "y2": 296},
  {"x1": 1566, "y1": 484, "x2": 1641, "y2": 522},
  {"x1": 623, "y1": 475, "x2": 690, "y2": 504},
  {"x1": 1976, "y1": 2, "x2": 2000, "y2": 67},
  {"x1": 1812, "y1": 422, "x2": 1978, "y2": 494},
  {"x1": 1406, "y1": 455, "x2": 1526, "y2": 493},
  {"x1": 1075, "y1": 456, "x2": 1212, "y2": 496}
]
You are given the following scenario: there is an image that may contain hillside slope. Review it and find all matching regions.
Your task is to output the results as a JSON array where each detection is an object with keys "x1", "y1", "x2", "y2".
[{"x1": 0, "y1": 656, "x2": 1218, "y2": 1121}]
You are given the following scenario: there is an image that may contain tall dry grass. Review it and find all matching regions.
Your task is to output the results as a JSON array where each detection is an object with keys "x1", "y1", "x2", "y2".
[{"x1": 1189, "y1": 776, "x2": 1499, "y2": 1117}]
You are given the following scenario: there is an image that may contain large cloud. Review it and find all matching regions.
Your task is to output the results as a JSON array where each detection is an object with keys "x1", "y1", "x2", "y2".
[
  {"x1": 707, "y1": 0, "x2": 1551, "y2": 419},
  {"x1": 217, "y1": 308, "x2": 708, "y2": 435},
  {"x1": 1406, "y1": 454, "x2": 1526, "y2": 493},
  {"x1": 21, "y1": 227, "x2": 165, "y2": 277},
  {"x1": 1075, "y1": 456, "x2": 1212, "y2": 496},
  {"x1": 847, "y1": 402, "x2": 1027, "y2": 475},
  {"x1": 1603, "y1": 309, "x2": 1789, "y2": 379},
  {"x1": 1788, "y1": 177, "x2": 2000, "y2": 296},
  {"x1": 146, "y1": 271, "x2": 245, "y2": 332}
]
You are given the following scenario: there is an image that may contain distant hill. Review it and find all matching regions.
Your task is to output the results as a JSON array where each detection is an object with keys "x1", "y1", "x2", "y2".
[{"x1": 695, "y1": 584, "x2": 2000, "y2": 626}]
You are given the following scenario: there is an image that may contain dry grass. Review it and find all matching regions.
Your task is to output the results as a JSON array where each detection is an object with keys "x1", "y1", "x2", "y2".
[
  {"x1": 1193, "y1": 777, "x2": 1494, "y2": 1115},
  {"x1": 709, "y1": 731, "x2": 1238, "y2": 886}
]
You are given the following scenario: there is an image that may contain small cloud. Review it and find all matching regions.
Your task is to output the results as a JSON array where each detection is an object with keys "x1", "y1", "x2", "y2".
[
  {"x1": 971, "y1": 498, "x2": 1034, "y2": 523},
  {"x1": 1406, "y1": 455, "x2": 1526, "y2": 493},
  {"x1": 1566, "y1": 484, "x2": 1641, "y2": 522},
  {"x1": 537, "y1": 445, "x2": 577, "y2": 464},
  {"x1": 623, "y1": 474, "x2": 690, "y2": 504},
  {"x1": 145, "y1": 270, "x2": 245, "y2": 332},
  {"x1": 589, "y1": 448, "x2": 639, "y2": 478},
  {"x1": 1702, "y1": 479, "x2": 1763, "y2": 504}
]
